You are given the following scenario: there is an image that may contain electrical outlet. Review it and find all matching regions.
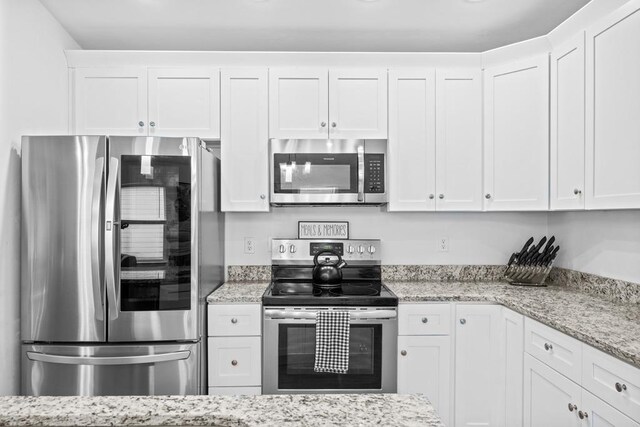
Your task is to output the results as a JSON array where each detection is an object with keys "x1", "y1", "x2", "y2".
[
  {"x1": 244, "y1": 237, "x2": 256, "y2": 254},
  {"x1": 439, "y1": 237, "x2": 449, "y2": 252}
]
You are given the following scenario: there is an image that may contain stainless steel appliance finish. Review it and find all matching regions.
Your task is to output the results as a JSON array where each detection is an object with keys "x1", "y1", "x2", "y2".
[
  {"x1": 271, "y1": 239, "x2": 381, "y2": 265},
  {"x1": 269, "y1": 139, "x2": 387, "y2": 205},
  {"x1": 262, "y1": 306, "x2": 397, "y2": 394},
  {"x1": 22, "y1": 343, "x2": 199, "y2": 396},
  {"x1": 21, "y1": 136, "x2": 224, "y2": 396}
]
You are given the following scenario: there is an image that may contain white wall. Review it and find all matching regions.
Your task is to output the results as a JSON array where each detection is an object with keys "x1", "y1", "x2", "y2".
[
  {"x1": 548, "y1": 211, "x2": 640, "y2": 284},
  {"x1": 0, "y1": 0, "x2": 79, "y2": 395},
  {"x1": 225, "y1": 208, "x2": 549, "y2": 265}
]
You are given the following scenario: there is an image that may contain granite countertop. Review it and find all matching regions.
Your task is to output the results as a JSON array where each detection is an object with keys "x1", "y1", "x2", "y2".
[
  {"x1": 206, "y1": 281, "x2": 269, "y2": 304},
  {"x1": 387, "y1": 281, "x2": 640, "y2": 368},
  {"x1": 0, "y1": 394, "x2": 442, "y2": 427}
]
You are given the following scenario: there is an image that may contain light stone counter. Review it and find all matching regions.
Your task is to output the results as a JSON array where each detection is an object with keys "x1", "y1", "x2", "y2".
[
  {"x1": 206, "y1": 281, "x2": 269, "y2": 304},
  {"x1": 0, "y1": 394, "x2": 443, "y2": 426}
]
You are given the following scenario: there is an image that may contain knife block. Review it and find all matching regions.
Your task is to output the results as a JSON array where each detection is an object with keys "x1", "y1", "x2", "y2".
[{"x1": 504, "y1": 265, "x2": 552, "y2": 287}]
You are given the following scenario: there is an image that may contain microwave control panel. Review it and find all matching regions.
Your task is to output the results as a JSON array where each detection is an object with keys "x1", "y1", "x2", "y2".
[{"x1": 364, "y1": 154, "x2": 385, "y2": 193}]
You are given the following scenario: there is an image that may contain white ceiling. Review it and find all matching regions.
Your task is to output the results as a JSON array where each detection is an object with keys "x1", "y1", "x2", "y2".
[{"x1": 39, "y1": 0, "x2": 591, "y2": 52}]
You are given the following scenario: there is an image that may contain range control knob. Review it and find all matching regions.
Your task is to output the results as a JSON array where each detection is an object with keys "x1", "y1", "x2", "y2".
[
  {"x1": 357, "y1": 245, "x2": 365, "y2": 254},
  {"x1": 347, "y1": 245, "x2": 355, "y2": 254},
  {"x1": 279, "y1": 244, "x2": 286, "y2": 254},
  {"x1": 289, "y1": 244, "x2": 296, "y2": 253},
  {"x1": 368, "y1": 245, "x2": 376, "y2": 254}
]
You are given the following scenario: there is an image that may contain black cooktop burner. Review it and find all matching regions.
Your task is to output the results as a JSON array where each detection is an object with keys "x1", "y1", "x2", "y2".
[{"x1": 263, "y1": 280, "x2": 398, "y2": 306}]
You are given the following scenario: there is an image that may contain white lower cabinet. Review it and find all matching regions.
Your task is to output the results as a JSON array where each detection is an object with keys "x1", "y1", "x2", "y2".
[
  {"x1": 501, "y1": 308, "x2": 525, "y2": 427},
  {"x1": 581, "y1": 389, "x2": 640, "y2": 427},
  {"x1": 398, "y1": 335, "x2": 452, "y2": 426},
  {"x1": 454, "y1": 304, "x2": 504, "y2": 427}
]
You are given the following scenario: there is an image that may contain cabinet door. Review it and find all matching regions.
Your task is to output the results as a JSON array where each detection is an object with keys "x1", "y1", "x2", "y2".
[
  {"x1": 586, "y1": 0, "x2": 640, "y2": 209},
  {"x1": 581, "y1": 389, "x2": 640, "y2": 427},
  {"x1": 550, "y1": 34, "x2": 586, "y2": 210},
  {"x1": 329, "y1": 69, "x2": 387, "y2": 139},
  {"x1": 269, "y1": 68, "x2": 329, "y2": 139},
  {"x1": 74, "y1": 67, "x2": 147, "y2": 135},
  {"x1": 220, "y1": 69, "x2": 269, "y2": 212},
  {"x1": 435, "y1": 69, "x2": 483, "y2": 211},
  {"x1": 484, "y1": 57, "x2": 549, "y2": 211},
  {"x1": 524, "y1": 353, "x2": 581, "y2": 427},
  {"x1": 455, "y1": 304, "x2": 503, "y2": 427},
  {"x1": 387, "y1": 69, "x2": 436, "y2": 211},
  {"x1": 501, "y1": 308, "x2": 525, "y2": 427},
  {"x1": 398, "y1": 335, "x2": 452, "y2": 426},
  {"x1": 208, "y1": 337, "x2": 262, "y2": 387},
  {"x1": 148, "y1": 68, "x2": 220, "y2": 138}
]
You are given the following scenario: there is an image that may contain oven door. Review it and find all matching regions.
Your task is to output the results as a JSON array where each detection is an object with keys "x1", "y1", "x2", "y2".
[
  {"x1": 270, "y1": 139, "x2": 365, "y2": 204},
  {"x1": 263, "y1": 307, "x2": 397, "y2": 394}
]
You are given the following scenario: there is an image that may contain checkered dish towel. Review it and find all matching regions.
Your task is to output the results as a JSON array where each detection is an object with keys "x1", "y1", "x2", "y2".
[{"x1": 314, "y1": 311, "x2": 351, "y2": 374}]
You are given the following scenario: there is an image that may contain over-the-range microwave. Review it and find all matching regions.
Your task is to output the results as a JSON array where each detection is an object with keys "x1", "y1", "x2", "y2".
[{"x1": 269, "y1": 139, "x2": 387, "y2": 206}]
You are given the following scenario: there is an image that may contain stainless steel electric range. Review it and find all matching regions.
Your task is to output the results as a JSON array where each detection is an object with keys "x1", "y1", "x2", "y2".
[{"x1": 262, "y1": 239, "x2": 398, "y2": 395}]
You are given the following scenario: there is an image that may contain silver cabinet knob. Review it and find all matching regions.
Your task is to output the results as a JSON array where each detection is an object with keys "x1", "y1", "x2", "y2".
[
  {"x1": 331, "y1": 122, "x2": 337, "y2": 128},
  {"x1": 231, "y1": 318, "x2": 238, "y2": 324},
  {"x1": 459, "y1": 318, "x2": 466, "y2": 325},
  {"x1": 357, "y1": 245, "x2": 365, "y2": 254},
  {"x1": 421, "y1": 317, "x2": 428, "y2": 324},
  {"x1": 400, "y1": 350, "x2": 407, "y2": 356},
  {"x1": 485, "y1": 193, "x2": 492, "y2": 199},
  {"x1": 289, "y1": 244, "x2": 296, "y2": 253},
  {"x1": 574, "y1": 188, "x2": 582, "y2": 195},
  {"x1": 544, "y1": 343, "x2": 553, "y2": 351},
  {"x1": 260, "y1": 194, "x2": 266, "y2": 200},
  {"x1": 279, "y1": 244, "x2": 286, "y2": 254},
  {"x1": 138, "y1": 121, "x2": 145, "y2": 127},
  {"x1": 615, "y1": 382, "x2": 627, "y2": 392},
  {"x1": 321, "y1": 122, "x2": 327, "y2": 127},
  {"x1": 578, "y1": 410, "x2": 588, "y2": 420},
  {"x1": 231, "y1": 360, "x2": 238, "y2": 366},
  {"x1": 149, "y1": 121, "x2": 156, "y2": 127},
  {"x1": 428, "y1": 194, "x2": 435, "y2": 200},
  {"x1": 368, "y1": 245, "x2": 376, "y2": 254},
  {"x1": 439, "y1": 194, "x2": 444, "y2": 199},
  {"x1": 568, "y1": 403, "x2": 577, "y2": 412}
]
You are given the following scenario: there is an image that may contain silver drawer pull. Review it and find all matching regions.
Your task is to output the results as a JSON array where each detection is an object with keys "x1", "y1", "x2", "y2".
[
  {"x1": 578, "y1": 410, "x2": 588, "y2": 420},
  {"x1": 231, "y1": 318, "x2": 238, "y2": 324},
  {"x1": 615, "y1": 382, "x2": 627, "y2": 392},
  {"x1": 568, "y1": 403, "x2": 577, "y2": 412},
  {"x1": 421, "y1": 317, "x2": 428, "y2": 324},
  {"x1": 400, "y1": 350, "x2": 407, "y2": 356},
  {"x1": 459, "y1": 318, "x2": 466, "y2": 325},
  {"x1": 231, "y1": 360, "x2": 238, "y2": 366},
  {"x1": 544, "y1": 343, "x2": 553, "y2": 351}
]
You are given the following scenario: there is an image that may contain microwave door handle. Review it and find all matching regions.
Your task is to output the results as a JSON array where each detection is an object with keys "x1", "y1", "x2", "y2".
[
  {"x1": 105, "y1": 157, "x2": 119, "y2": 321},
  {"x1": 357, "y1": 145, "x2": 365, "y2": 202}
]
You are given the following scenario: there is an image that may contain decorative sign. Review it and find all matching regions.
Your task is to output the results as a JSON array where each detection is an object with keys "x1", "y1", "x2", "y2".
[{"x1": 298, "y1": 221, "x2": 349, "y2": 239}]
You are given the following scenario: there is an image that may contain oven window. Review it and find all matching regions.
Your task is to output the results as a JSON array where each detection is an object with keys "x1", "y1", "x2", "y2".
[
  {"x1": 273, "y1": 153, "x2": 358, "y2": 194},
  {"x1": 278, "y1": 324, "x2": 382, "y2": 390}
]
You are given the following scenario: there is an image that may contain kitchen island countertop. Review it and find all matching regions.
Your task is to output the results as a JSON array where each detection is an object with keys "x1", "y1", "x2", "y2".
[{"x1": 0, "y1": 394, "x2": 443, "y2": 426}]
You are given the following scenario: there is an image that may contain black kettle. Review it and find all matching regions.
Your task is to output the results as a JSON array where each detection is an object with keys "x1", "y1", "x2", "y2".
[{"x1": 312, "y1": 250, "x2": 348, "y2": 287}]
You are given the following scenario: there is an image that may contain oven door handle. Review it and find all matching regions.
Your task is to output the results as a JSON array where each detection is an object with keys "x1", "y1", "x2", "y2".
[
  {"x1": 357, "y1": 145, "x2": 365, "y2": 202},
  {"x1": 264, "y1": 309, "x2": 397, "y2": 320}
]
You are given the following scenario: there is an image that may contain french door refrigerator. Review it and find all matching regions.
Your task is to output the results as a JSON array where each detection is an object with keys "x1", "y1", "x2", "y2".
[{"x1": 21, "y1": 136, "x2": 224, "y2": 396}]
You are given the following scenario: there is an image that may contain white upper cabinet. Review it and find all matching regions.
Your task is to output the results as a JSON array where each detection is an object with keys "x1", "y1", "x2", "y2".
[
  {"x1": 148, "y1": 68, "x2": 220, "y2": 138},
  {"x1": 586, "y1": 0, "x2": 640, "y2": 209},
  {"x1": 484, "y1": 56, "x2": 550, "y2": 211},
  {"x1": 329, "y1": 69, "x2": 388, "y2": 139},
  {"x1": 388, "y1": 69, "x2": 436, "y2": 211},
  {"x1": 74, "y1": 67, "x2": 148, "y2": 135},
  {"x1": 269, "y1": 69, "x2": 329, "y2": 139},
  {"x1": 550, "y1": 34, "x2": 586, "y2": 210},
  {"x1": 435, "y1": 69, "x2": 483, "y2": 211},
  {"x1": 220, "y1": 69, "x2": 269, "y2": 212}
]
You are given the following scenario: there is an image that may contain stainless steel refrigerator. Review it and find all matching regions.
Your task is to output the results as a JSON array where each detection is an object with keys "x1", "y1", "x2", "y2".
[{"x1": 21, "y1": 136, "x2": 224, "y2": 396}]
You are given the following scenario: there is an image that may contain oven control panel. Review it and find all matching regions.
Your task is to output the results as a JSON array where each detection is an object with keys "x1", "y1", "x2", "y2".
[{"x1": 271, "y1": 239, "x2": 381, "y2": 264}]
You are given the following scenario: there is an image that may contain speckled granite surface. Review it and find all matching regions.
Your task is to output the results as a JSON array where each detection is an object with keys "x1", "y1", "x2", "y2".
[
  {"x1": 0, "y1": 394, "x2": 443, "y2": 427},
  {"x1": 387, "y1": 281, "x2": 640, "y2": 368},
  {"x1": 549, "y1": 267, "x2": 640, "y2": 304},
  {"x1": 382, "y1": 265, "x2": 508, "y2": 282},
  {"x1": 227, "y1": 265, "x2": 271, "y2": 281},
  {"x1": 207, "y1": 281, "x2": 269, "y2": 304}
]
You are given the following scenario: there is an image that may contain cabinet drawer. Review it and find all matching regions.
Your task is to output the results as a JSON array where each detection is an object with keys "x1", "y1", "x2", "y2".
[
  {"x1": 208, "y1": 386, "x2": 262, "y2": 396},
  {"x1": 582, "y1": 344, "x2": 640, "y2": 422},
  {"x1": 208, "y1": 304, "x2": 261, "y2": 336},
  {"x1": 208, "y1": 337, "x2": 261, "y2": 387},
  {"x1": 524, "y1": 318, "x2": 582, "y2": 383},
  {"x1": 398, "y1": 303, "x2": 451, "y2": 335}
]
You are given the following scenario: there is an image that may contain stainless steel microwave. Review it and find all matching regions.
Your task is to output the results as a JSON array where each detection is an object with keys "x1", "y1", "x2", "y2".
[{"x1": 269, "y1": 139, "x2": 387, "y2": 205}]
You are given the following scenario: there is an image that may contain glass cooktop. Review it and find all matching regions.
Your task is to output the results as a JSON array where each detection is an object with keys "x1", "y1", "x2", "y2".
[{"x1": 262, "y1": 281, "x2": 398, "y2": 307}]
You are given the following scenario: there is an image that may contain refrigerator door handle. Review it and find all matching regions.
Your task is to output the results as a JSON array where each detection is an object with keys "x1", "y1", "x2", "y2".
[
  {"x1": 91, "y1": 157, "x2": 105, "y2": 321},
  {"x1": 26, "y1": 350, "x2": 191, "y2": 366},
  {"x1": 105, "y1": 157, "x2": 119, "y2": 320}
]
